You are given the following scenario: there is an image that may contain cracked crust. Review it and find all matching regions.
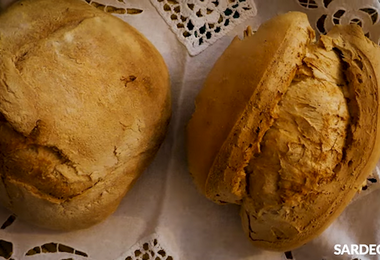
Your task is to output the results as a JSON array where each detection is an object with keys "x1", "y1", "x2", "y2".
[
  {"x1": 0, "y1": 0, "x2": 171, "y2": 230},
  {"x1": 187, "y1": 12, "x2": 380, "y2": 251},
  {"x1": 187, "y1": 12, "x2": 315, "y2": 203}
]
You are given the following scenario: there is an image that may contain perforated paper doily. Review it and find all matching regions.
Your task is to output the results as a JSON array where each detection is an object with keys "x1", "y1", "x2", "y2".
[
  {"x1": 149, "y1": 0, "x2": 258, "y2": 56},
  {"x1": 292, "y1": 0, "x2": 380, "y2": 44},
  {"x1": 1, "y1": 0, "x2": 380, "y2": 260},
  {"x1": 114, "y1": 234, "x2": 175, "y2": 260}
]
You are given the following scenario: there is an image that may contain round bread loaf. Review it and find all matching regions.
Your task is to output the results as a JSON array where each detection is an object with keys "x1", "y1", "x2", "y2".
[
  {"x1": 0, "y1": 0, "x2": 171, "y2": 230},
  {"x1": 187, "y1": 12, "x2": 380, "y2": 251}
]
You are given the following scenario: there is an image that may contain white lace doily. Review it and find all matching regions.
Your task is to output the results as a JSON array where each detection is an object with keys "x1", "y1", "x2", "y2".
[
  {"x1": 293, "y1": 0, "x2": 380, "y2": 44},
  {"x1": 149, "y1": 0, "x2": 257, "y2": 56},
  {"x1": 115, "y1": 234, "x2": 176, "y2": 260},
  {"x1": 1, "y1": 0, "x2": 380, "y2": 260}
]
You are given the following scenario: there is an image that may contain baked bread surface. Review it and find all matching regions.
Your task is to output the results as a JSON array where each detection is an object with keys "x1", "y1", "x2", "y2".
[
  {"x1": 187, "y1": 12, "x2": 380, "y2": 251},
  {"x1": 0, "y1": 0, "x2": 171, "y2": 230}
]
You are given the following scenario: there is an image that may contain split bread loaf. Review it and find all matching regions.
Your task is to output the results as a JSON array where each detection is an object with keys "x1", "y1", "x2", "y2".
[
  {"x1": 0, "y1": 0, "x2": 171, "y2": 230},
  {"x1": 187, "y1": 12, "x2": 380, "y2": 251}
]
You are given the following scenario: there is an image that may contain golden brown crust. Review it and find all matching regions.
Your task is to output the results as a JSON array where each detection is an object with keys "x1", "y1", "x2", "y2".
[
  {"x1": 242, "y1": 25, "x2": 380, "y2": 251},
  {"x1": 187, "y1": 12, "x2": 315, "y2": 203},
  {"x1": 187, "y1": 12, "x2": 380, "y2": 251},
  {"x1": 0, "y1": 0, "x2": 171, "y2": 230}
]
